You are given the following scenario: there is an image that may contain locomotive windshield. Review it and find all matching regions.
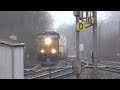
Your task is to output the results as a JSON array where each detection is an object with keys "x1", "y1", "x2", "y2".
[
  {"x1": 37, "y1": 31, "x2": 60, "y2": 39},
  {"x1": 37, "y1": 34, "x2": 59, "y2": 39}
]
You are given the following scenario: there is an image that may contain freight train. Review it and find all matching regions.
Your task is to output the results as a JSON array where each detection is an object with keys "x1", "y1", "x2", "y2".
[{"x1": 36, "y1": 31, "x2": 67, "y2": 65}]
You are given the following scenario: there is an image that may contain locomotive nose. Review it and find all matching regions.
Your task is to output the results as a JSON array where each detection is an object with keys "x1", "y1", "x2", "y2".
[{"x1": 44, "y1": 57, "x2": 52, "y2": 65}]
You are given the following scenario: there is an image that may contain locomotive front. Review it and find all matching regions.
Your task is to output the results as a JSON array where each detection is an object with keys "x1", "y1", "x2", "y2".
[{"x1": 36, "y1": 31, "x2": 60, "y2": 65}]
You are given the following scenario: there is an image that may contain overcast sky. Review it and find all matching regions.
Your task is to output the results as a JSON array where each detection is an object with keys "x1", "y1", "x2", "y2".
[
  {"x1": 50, "y1": 11, "x2": 111, "y2": 29},
  {"x1": 50, "y1": 11, "x2": 75, "y2": 29}
]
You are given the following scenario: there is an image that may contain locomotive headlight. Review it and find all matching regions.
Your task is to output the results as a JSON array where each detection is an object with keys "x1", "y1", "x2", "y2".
[
  {"x1": 41, "y1": 49, "x2": 45, "y2": 53},
  {"x1": 51, "y1": 49, "x2": 56, "y2": 54},
  {"x1": 45, "y1": 37, "x2": 52, "y2": 45}
]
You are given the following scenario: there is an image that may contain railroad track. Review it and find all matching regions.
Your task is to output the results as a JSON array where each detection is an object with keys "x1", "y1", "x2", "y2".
[
  {"x1": 81, "y1": 60, "x2": 120, "y2": 68},
  {"x1": 24, "y1": 61, "x2": 88, "y2": 79},
  {"x1": 24, "y1": 64, "x2": 41, "y2": 74},
  {"x1": 84, "y1": 64, "x2": 120, "y2": 74},
  {"x1": 52, "y1": 71, "x2": 73, "y2": 79},
  {"x1": 24, "y1": 66, "x2": 66, "y2": 78},
  {"x1": 25, "y1": 59, "x2": 120, "y2": 79},
  {"x1": 97, "y1": 67, "x2": 120, "y2": 73},
  {"x1": 24, "y1": 67, "x2": 49, "y2": 78},
  {"x1": 24, "y1": 59, "x2": 77, "y2": 79},
  {"x1": 99, "y1": 61, "x2": 120, "y2": 67},
  {"x1": 30, "y1": 66, "x2": 73, "y2": 79}
]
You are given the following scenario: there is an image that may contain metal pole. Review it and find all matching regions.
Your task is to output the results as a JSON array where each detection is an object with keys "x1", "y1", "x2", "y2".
[
  {"x1": 76, "y1": 15, "x2": 81, "y2": 79},
  {"x1": 118, "y1": 21, "x2": 120, "y2": 59},
  {"x1": 93, "y1": 11, "x2": 98, "y2": 79},
  {"x1": 118, "y1": 21, "x2": 120, "y2": 53},
  {"x1": 73, "y1": 11, "x2": 81, "y2": 79},
  {"x1": 99, "y1": 26, "x2": 100, "y2": 62},
  {"x1": 76, "y1": 16, "x2": 80, "y2": 63}
]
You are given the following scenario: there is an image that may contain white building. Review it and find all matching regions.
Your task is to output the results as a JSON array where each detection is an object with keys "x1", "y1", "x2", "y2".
[{"x1": 0, "y1": 38, "x2": 25, "y2": 79}]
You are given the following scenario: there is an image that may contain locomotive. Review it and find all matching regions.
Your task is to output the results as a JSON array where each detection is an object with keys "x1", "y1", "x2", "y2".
[{"x1": 36, "y1": 31, "x2": 67, "y2": 65}]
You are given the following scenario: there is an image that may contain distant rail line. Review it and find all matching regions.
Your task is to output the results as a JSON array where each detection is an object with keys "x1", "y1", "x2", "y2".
[{"x1": 84, "y1": 62, "x2": 120, "y2": 74}]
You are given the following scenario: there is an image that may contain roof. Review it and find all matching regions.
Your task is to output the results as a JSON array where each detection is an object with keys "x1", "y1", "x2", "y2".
[
  {"x1": 39, "y1": 30, "x2": 59, "y2": 35},
  {"x1": 0, "y1": 38, "x2": 25, "y2": 47}
]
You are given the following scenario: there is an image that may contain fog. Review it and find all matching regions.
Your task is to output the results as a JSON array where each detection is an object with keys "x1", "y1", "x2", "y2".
[
  {"x1": 51, "y1": 11, "x2": 120, "y2": 61},
  {"x1": 50, "y1": 11, "x2": 112, "y2": 29},
  {"x1": 0, "y1": 11, "x2": 120, "y2": 67}
]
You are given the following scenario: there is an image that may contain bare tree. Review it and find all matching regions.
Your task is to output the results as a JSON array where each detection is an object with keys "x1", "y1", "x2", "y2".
[{"x1": 0, "y1": 11, "x2": 54, "y2": 68}]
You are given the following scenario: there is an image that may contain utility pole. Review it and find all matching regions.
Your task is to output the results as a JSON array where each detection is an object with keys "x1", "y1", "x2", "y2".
[
  {"x1": 92, "y1": 11, "x2": 98, "y2": 79},
  {"x1": 119, "y1": 21, "x2": 120, "y2": 55},
  {"x1": 73, "y1": 11, "x2": 81, "y2": 79},
  {"x1": 99, "y1": 26, "x2": 100, "y2": 62},
  {"x1": 76, "y1": 13, "x2": 81, "y2": 79},
  {"x1": 119, "y1": 21, "x2": 120, "y2": 53},
  {"x1": 117, "y1": 21, "x2": 120, "y2": 58}
]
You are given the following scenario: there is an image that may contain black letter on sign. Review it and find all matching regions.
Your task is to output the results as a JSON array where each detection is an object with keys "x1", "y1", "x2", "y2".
[
  {"x1": 79, "y1": 23, "x2": 83, "y2": 30},
  {"x1": 88, "y1": 18, "x2": 92, "y2": 23}
]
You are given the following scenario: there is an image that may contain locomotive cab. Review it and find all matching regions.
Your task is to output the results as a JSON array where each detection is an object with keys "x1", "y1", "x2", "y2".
[{"x1": 36, "y1": 31, "x2": 60, "y2": 66}]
